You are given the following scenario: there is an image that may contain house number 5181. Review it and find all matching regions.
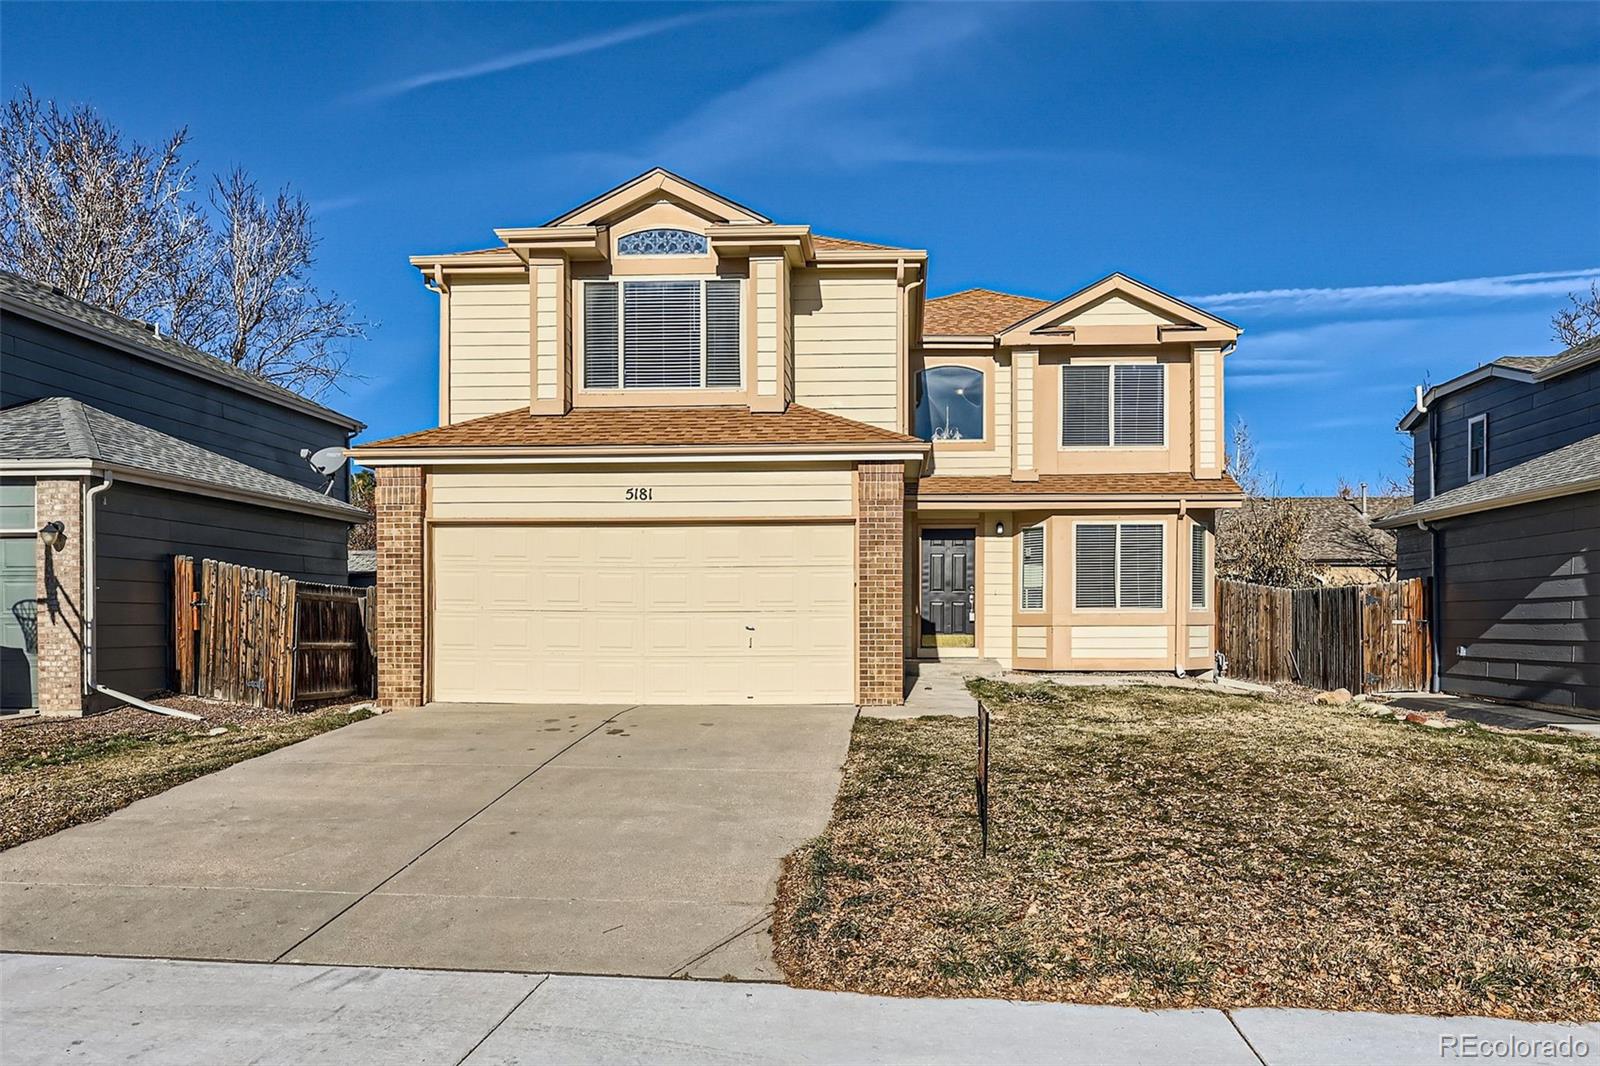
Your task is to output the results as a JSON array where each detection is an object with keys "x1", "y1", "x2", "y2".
[{"x1": 625, "y1": 487, "x2": 654, "y2": 501}]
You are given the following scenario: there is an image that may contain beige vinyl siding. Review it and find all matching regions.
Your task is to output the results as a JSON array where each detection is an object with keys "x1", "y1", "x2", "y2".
[
  {"x1": 532, "y1": 263, "x2": 560, "y2": 403},
  {"x1": 1016, "y1": 626, "x2": 1048, "y2": 658},
  {"x1": 429, "y1": 464, "x2": 854, "y2": 522},
  {"x1": 981, "y1": 515, "x2": 1014, "y2": 664},
  {"x1": 930, "y1": 358, "x2": 1012, "y2": 475},
  {"x1": 1069, "y1": 625, "x2": 1169, "y2": 659},
  {"x1": 792, "y1": 268, "x2": 899, "y2": 431},
  {"x1": 1013, "y1": 350, "x2": 1037, "y2": 472},
  {"x1": 1188, "y1": 624, "x2": 1211, "y2": 659},
  {"x1": 1194, "y1": 344, "x2": 1220, "y2": 475},
  {"x1": 1064, "y1": 294, "x2": 1180, "y2": 326},
  {"x1": 448, "y1": 278, "x2": 530, "y2": 423},
  {"x1": 754, "y1": 259, "x2": 783, "y2": 400}
]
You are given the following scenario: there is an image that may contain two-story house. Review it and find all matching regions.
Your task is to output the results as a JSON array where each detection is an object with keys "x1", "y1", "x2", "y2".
[
  {"x1": 1375, "y1": 338, "x2": 1600, "y2": 710},
  {"x1": 351, "y1": 170, "x2": 1243, "y2": 707},
  {"x1": 0, "y1": 271, "x2": 367, "y2": 714}
]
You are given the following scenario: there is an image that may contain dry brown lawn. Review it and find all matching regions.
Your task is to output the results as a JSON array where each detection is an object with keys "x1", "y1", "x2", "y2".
[
  {"x1": 772, "y1": 682, "x2": 1600, "y2": 1021},
  {"x1": 0, "y1": 699, "x2": 374, "y2": 849}
]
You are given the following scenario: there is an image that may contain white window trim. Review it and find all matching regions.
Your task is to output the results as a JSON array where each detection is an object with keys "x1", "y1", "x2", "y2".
[
  {"x1": 1072, "y1": 520, "x2": 1167, "y2": 612},
  {"x1": 917, "y1": 363, "x2": 989, "y2": 445},
  {"x1": 1466, "y1": 413, "x2": 1488, "y2": 482},
  {"x1": 580, "y1": 276, "x2": 743, "y2": 393},
  {"x1": 1019, "y1": 523, "x2": 1047, "y2": 613},
  {"x1": 1058, "y1": 362, "x2": 1168, "y2": 451}
]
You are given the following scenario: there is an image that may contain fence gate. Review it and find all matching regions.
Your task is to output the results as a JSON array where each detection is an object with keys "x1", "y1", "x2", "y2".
[
  {"x1": 1218, "y1": 577, "x2": 1431, "y2": 694},
  {"x1": 173, "y1": 556, "x2": 373, "y2": 711}
]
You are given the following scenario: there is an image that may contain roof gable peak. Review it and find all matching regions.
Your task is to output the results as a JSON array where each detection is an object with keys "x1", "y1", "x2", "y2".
[{"x1": 547, "y1": 168, "x2": 770, "y2": 227}]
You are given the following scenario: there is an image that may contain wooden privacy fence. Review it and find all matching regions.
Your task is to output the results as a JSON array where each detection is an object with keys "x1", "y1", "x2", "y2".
[
  {"x1": 173, "y1": 556, "x2": 375, "y2": 710},
  {"x1": 1217, "y1": 577, "x2": 1431, "y2": 693}
]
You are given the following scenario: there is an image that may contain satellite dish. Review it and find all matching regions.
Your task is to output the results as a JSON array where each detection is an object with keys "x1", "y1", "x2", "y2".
[{"x1": 300, "y1": 446, "x2": 348, "y2": 477}]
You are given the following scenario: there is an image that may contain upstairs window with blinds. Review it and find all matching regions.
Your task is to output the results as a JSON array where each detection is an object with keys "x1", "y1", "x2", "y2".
[
  {"x1": 1061, "y1": 364, "x2": 1166, "y2": 447},
  {"x1": 1020, "y1": 524, "x2": 1046, "y2": 611},
  {"x1": 1075, "y1": 523, "x2": 1164, "y2": 610},
  {"x1": 583, "y1": 279, "x2": 741, "y2": 390},
  {"x1": 1190, "y1": 522, "x2": 1208, "y2": 609}
]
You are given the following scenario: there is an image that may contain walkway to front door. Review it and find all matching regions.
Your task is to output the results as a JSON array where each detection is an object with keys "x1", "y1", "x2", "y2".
[
  {"x1": 919, "y1": 528, "x2": 975, "y2": 652},
  {"x1": 0, "y1": 703, "x2": 856, "y2": 978}
]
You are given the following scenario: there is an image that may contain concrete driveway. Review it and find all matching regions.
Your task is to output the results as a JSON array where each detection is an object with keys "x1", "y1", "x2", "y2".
[{"x1": 0, "y1": 703, "x2": 855, "y2": 978}]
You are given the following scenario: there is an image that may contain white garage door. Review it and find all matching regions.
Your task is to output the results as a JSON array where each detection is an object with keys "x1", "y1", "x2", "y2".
[{"x1": 431, "y1": 523, "x2": 854, "y2": 704}]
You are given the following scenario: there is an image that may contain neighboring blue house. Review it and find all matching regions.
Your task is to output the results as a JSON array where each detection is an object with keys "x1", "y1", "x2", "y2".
[
  {"x1": 0, "y1": 271, "x2": 367, "y2": 714},
  {"x1": 1376, "y1": 337, "x2": 1599, "y2": 711}
]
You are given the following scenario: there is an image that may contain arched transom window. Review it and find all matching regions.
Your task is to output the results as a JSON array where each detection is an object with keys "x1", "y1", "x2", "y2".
[
  {"x1": 914, "y1": 365, "x2": 986, "y2": 442},
  {"x1": 617, "y1": 228, "x2": 708, "y2": 256}
]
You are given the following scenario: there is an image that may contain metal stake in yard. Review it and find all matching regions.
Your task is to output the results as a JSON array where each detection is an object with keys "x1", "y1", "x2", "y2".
[{"x1": 976, "y1": 698, "x2": 990, "y2": 858}]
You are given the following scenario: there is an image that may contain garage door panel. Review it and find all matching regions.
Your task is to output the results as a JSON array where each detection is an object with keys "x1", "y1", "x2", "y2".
[{"x1": 431, "y1": 523, "x2": 854, "y2": 704}]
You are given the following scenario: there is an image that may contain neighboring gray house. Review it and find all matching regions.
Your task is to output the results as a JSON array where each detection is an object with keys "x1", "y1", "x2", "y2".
[
  {"x1": 0, "y1": 271, "x2": 366, "y2": 714},
  {"x1": 1376, "y1": 338, "x2": 1600, "y2": 710}
]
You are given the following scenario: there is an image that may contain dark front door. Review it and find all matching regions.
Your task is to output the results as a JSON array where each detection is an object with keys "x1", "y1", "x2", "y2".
[{"x1": 921, "y1": 529, "x2": 975, "y2": 650}]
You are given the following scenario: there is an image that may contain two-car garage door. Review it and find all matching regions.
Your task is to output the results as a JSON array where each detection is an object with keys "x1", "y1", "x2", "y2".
[{"x1": 430, "y1": 523, "x2": 854, "y2": 704}]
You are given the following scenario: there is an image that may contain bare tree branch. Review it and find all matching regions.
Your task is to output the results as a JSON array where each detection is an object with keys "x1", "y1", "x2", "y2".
[
  {"x1": 1552, "y1": 282, "x2": 1600, "y2": 348},
  {"x1": 1219, "y1": 419, "x2": 1319, "y2": 587}
]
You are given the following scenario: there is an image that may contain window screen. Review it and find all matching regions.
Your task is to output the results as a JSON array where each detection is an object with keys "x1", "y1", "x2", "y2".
[
  {"x1": 1191, "y1": 522, "x2": 1207, "y2": 609},
  {"x1": 1074, "y1": 524, "x2": 1116, "y2": 608},
  {"x1": 1020, "y1": 525, "x2": 1046, "y2": 611},
  {"x1": 623, "y1": 280, "x2": 702, "y2": 388},
  {"x1": 1118, "y1": 524, "x2": 1164, "y2": 609},
  {"x1": 1062, "y1": 365, "x2": 1111, "y2": 446},
  {"x1": 583, "y1": 282, "x2": 620, "y2": 389},
  {"x1": 1113, "y1": 365, "x2": 1165, "y2": 446},
  {"x1": 705, "y1": 279, "x2": 742, "y2": 387}
]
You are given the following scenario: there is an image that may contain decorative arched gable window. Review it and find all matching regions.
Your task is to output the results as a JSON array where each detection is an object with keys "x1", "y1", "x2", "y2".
[{"x1": 617, "y1": 228, "x2": 708, "y2": 256}]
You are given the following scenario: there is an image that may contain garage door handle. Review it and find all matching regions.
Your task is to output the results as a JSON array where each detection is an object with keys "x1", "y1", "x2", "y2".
[{"x1": 745, "y1": 625, "x2": 755, "y2": 631}]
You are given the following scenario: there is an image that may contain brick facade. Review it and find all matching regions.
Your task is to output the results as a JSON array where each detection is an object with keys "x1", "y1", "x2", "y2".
[
  {"x1": 856, "y1": 461, "x2": 906, "y2": 706},
  {"x1": 376, "y1": 466, "x2": 426, "y2": 707},
  {"x1": 35, "y1": 477, "x2": 87, "y2": 715}
]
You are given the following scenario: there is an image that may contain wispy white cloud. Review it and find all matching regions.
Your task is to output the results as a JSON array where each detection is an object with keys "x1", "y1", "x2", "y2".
[
  {"x1": 1229, "y1": 370, "x2": 1341, "y2": 390},
  {"x1": 637, "y1": 5, "x2": 1029, "y2": 172},
  {"x1": 309, "y1": 194, "x2": 364, "y2": 215},
  {"x1": 1191, "y1": 268, "x2": 1600, "y2": 316},
  {"x1": 348, "y1": 10, "x2": 725, "y2": 105}
]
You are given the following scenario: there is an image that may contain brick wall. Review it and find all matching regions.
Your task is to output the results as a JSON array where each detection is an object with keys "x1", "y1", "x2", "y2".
[
  {"x1": 856, "y1": 462, "x2": 905, "y2": 706},
  {"x1": 376, "y1": 466, "x2": 425, "y2": 707},
  {"x1": 35, "y1": 477, "x2": 86, "y2": 715}
]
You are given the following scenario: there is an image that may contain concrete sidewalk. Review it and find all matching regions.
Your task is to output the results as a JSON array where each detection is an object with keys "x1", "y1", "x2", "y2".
[{"x1": 5, "y1": 954, "x2": 1595, "y2": 1066}]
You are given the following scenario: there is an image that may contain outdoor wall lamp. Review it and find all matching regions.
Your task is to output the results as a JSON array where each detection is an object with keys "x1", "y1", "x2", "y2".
[
  {"x1": 995, "y1": 520, "x2": 1006, "y2": 536},
  {"x1": 38, "y1": 521, "x2": 66, "y2": 551}
]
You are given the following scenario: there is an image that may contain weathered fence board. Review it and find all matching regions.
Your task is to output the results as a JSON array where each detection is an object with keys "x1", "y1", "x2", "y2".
[
  {"x1": 173, "y1": 556, "x2": 373, "y2": 711},
  {"x1": 1219, "y1": 578, "x2": 1431, "y2": 693}
]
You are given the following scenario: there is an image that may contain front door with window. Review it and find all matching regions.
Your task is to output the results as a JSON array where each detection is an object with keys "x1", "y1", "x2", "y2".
[{"x1": 920, "y1": 529, "x2": 975, "y2": 651}]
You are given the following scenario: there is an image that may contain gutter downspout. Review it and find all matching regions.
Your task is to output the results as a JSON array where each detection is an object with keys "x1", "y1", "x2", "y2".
[
  {"x1": 80, "y1": 471, "x2": 201, "y2": 721},
  {"x1": 1174, "y1": 499, "x2": 1187, "y2": 677}
]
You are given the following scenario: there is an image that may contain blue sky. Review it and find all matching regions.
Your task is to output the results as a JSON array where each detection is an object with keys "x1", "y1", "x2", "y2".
[{"x1": 5, "y1": 2, "x2": 1597, "y2": 492}]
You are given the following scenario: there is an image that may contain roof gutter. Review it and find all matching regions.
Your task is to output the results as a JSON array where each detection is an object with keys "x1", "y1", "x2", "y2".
[
  {"x1": 1373, "y1": 472, "x2": 1600, "y2": 528},
  {"x1": 0, "y1": 459, "x2": 368, "y2": 523}
]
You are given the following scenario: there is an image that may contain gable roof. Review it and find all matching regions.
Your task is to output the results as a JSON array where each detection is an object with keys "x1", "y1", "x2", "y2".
[
  {"x1": 351, "y1": 403, "x2": 927, "y2": 458},
  {"x1": 0, "y1": 271, "x2": 363, "y2": 432},
  {"x1": 1217, "y1": 496, "x2": 1400, "y2": 567},
  {"x1": 1374, "y1": 432, "x2": 1600, "y2": 527},
  {"x1": 0, "y1": 397, "x2": 367, "y2": 522},
  {"x1": 924, "y1": 289, "x2": 1053, "y2": 337},
  {"x1": 1000, "y1": 273, "x2": 1241, "y2": 340},
  {"x1": 1398, "y1": 335, "x2": 1600, "y2": 430},
  {"x1": 546, "y1": 168, "x2": 770, "y2": 227},
  {"x1": 812, "y1": 235, "x2": 896, "y2": 251}
]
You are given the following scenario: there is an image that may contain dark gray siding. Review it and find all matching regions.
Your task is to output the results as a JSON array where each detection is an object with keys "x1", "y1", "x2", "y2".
[
  {"x1": 1415, "y1": 363, "x2": 1599, "y2": 501},
  {"x1": 1, "y1": 314, "x2": 351, "y2": 498},
  {"x1": 1434, "y1": 491, "x2": 1599, "y2": 710},
  {"x1": 1395, "y1": 526, "x2": 1432, "y2": 580},
  {"x1": 94, "y1": 482, "x2": 347, "y2": 699}
]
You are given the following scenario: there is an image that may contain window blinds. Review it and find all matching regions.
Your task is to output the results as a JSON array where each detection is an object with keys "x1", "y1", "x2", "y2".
[
  {"x1": 623, "y1": 280, "x2": 702, "y2": 388},
  {"x1": 1075, "y1": 523, "x2": 1164, "y2": 609},
  {"x1": 705, "y1": 279, "x2": 742, "y2": 388},
  {"x1": 1062, "y1": 365, "x2": 1111, "y2": 446},
  {"x1": 1020, "y1": 525, "x2": 1046, "y2": 611},
  {"x1": 1113, "y1": 365, "x2": 1165, "y2": 446},
  {"x1": 583, "y1": 282, "x2": 620, "y2": 389},
  {"x1": 1118, "y1": 524, "x2": 1164, "y2": 609},
  {"x1": 1191, "y1": 523, "x2": 1207, "y2": 608},
  {"x1": 1074, "y1": 524, "x2": 1116, "y2": 608}
]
